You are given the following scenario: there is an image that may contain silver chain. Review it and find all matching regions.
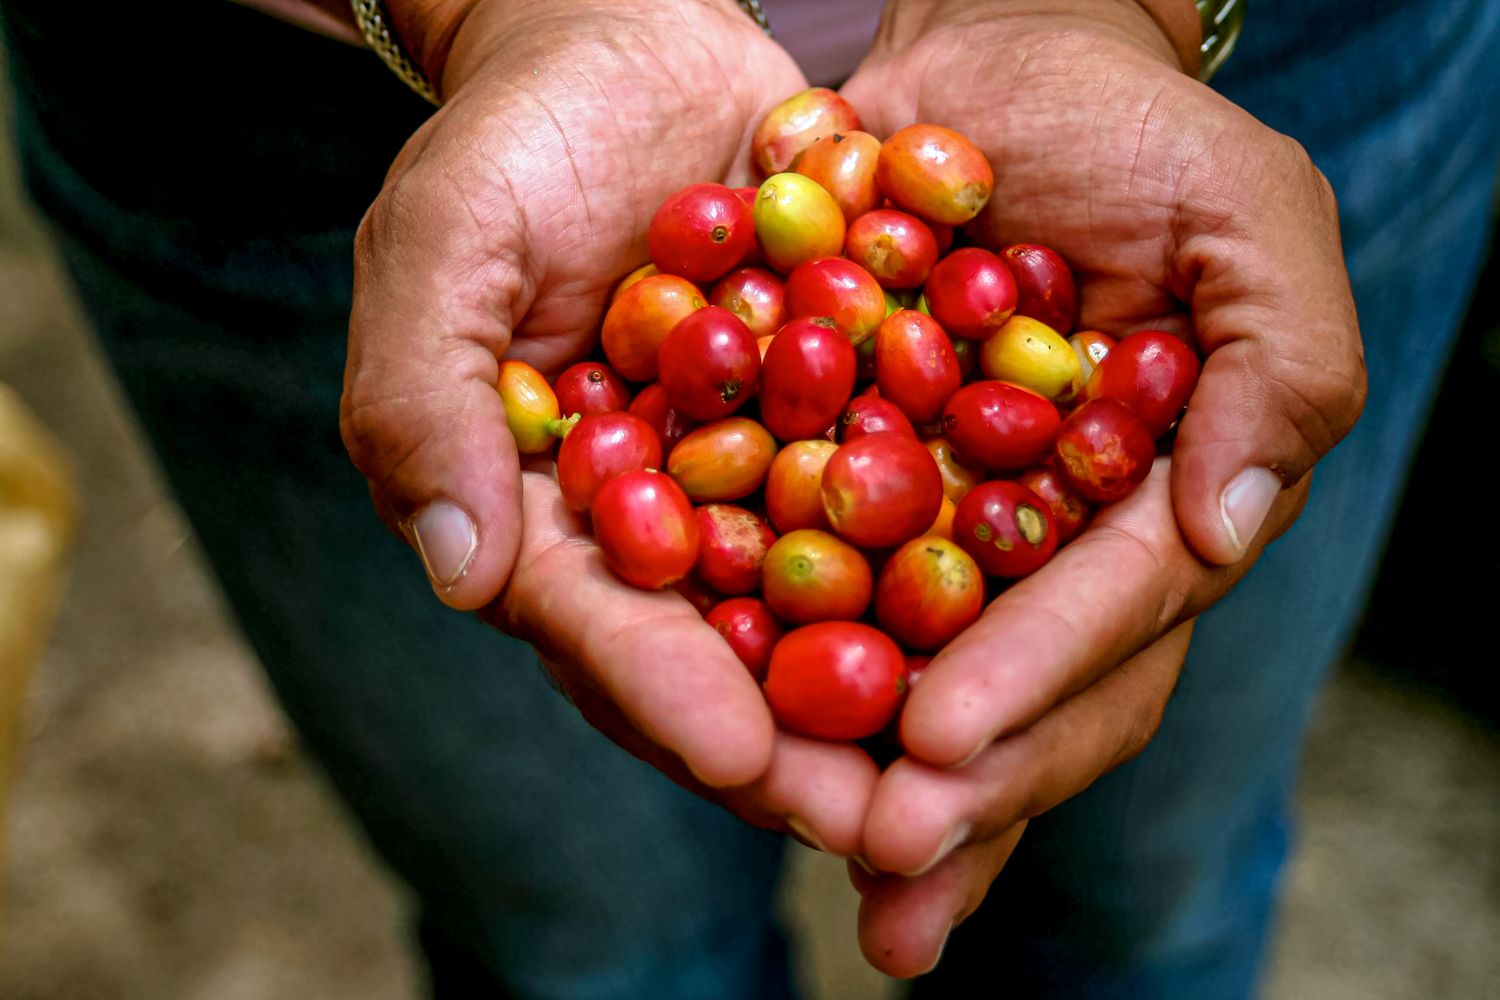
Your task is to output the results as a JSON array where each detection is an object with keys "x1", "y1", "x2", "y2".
[
  {"x1": 736, "y1": 0, "x2": 773, "y2": 36},
  {"x1": 349, "y1": 0, "x2": 440, "y2": 105},
  {"x1": 1196, "y1": 0, "x2": 1245, "y2": 82}
]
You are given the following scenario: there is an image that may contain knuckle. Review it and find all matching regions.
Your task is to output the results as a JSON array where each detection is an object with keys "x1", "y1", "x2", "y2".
[
  {"x1": 1310, "y1": 163, "x2": 1339, "y2": 218},
  {"x1": 1273, "y1": 132, "x2": 1340, "y2": 222},
  {"x1": 1116, "y1": 694, "x2": 1168, "y2": 766},
  {"x1": 1263, "y1": 351, "x2": 1366, "y2": 456},
  {"x1": 338, "y1": 381, "x2": 430, "y2": 487},
  {"x1": 1220, "y1": 280, "x2": 1364, "y2": 469},
  {"x1": 1269, "y1": 131, "x2": 1315, "y2": 175},
  {"x1": 1071, "y1": 525, "x2": 1184, "y2": 633},
  {"x1": 355, "y1": 169, "x2": 423, "y2": 271}
]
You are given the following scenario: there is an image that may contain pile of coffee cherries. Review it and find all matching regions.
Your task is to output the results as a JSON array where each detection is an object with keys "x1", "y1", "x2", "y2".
[{"x1": 498, "y1": 88, "x2": 1201, "y2": 745}]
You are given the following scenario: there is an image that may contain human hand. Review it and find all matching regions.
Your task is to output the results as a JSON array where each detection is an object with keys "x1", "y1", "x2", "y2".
[
  {"x1": 339, "y1": 0, "x2": 878, "y2": 849},
  {"x1": 837, "y1": 0, "x2": 1365, "y2": 973}
]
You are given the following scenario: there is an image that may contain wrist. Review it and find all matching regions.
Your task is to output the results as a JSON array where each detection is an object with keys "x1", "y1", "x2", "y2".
[
  {"x1": 1132, "y1": 0, "x2": 1202, "y2": 75},
  {"x1": 387, "y1": 0, "x2": 752, "y2": 99},
  {"x1": 877, "y1": 0, "x2": 1199, "y2": 75},
  {"x1": 383, "y1": 0, "x2": 481, "y2": 93}
]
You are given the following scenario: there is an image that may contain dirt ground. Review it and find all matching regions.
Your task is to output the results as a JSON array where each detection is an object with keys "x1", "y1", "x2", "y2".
[{"x1": 1, "y1": 88, "x2": 1497, "y2": 1000}]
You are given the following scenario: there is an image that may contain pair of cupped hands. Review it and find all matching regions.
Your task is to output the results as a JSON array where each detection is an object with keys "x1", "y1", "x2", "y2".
[{"x1": 341, "y1": 0, "x2": 1365, "y2": 976}]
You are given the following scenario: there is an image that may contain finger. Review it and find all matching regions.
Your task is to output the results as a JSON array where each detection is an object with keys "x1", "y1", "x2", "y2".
[
  {"x1": 900, "y1": 458, "x2": 1304, "y2": 767},
  {"x1": 847, "y1": 824, "x2": 1027, "y2": 979},
  {"x1": 722, "y1": 735, "x2": 881, "y2": 856},
  {"x1": 865, "y1": 624, "x2": 1190, "y2": 876},
  {"x1": 496, "y1": 467, "x2": 774, "y2": 788},
  {"x1": 342, "y1": 141, "x2": 534, "y2": 611},
  {"x1": 564, "y1": 679, "x2": 879, "y2": 854},
  {"x1": 1171, "y1": 140, "x2": 1366, "y2": 565}
]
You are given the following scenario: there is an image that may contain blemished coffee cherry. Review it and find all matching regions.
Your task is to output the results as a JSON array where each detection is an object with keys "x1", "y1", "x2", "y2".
[
  {"x1": 711, "y1": 267, "x2": 786, "y2": 339},
  {"x1": 694, "y1": 504, "x2": 777, "y2": 595},
  {"x1": 876, "y1": 124, "x2": 994, "y2": 225},
  {"x1": 821, "y1": 432, "x2": 944, "y2": 550},
  {"x1": 844, "y1": 209, "x2": 939, "y2": 289},
  {"x1": 1018, "y1": 466, "x2": 1091, "y2": 543},
  {"x1": 795, "y1": 130, "x2": 883, "y2": 223},
  {"x1": 1053, "y1": 399, "x2": 1155, "y2": 502},
  {"x1": 752, "y1": 88, "x2": 863, "y2": 176},
  {"x1": 953, "y1": 480, "x2": 1059, "y2": 578},
  {"x1": 875, "y1": 536, "x2": 985, "y2": 651}
]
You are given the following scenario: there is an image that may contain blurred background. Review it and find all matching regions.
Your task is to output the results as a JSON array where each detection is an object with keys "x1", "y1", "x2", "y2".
[{"x1": 2, "y1": 55, "x2": 1499, "y2": 1000}]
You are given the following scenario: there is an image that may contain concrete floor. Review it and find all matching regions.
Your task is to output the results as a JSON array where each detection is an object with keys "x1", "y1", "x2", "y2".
[{"x1": 1, "y1": 95, "x2": 1497, "y2": 1000}]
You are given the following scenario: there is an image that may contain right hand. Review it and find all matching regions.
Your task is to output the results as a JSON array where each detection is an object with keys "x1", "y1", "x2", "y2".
[
  {"x1": 340, "y1": 0, "x2": 879, "y2": 850},
  {"x1": 833, "y1": 0, "x2": 1365, "y2": 972}
]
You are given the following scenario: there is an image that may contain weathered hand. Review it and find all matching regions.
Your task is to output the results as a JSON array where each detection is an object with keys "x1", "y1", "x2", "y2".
[
  {"x1": 340, "y1": 0, "x2": 877, "y2": 849},
  {"x1": 838, "y1": 0, "x2": 1365, "y2": 973}
]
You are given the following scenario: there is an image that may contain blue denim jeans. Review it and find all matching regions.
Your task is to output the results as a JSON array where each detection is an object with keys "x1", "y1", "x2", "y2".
[{"x1": 5, "y1": 0, "x2": 1498, "y2": 996}]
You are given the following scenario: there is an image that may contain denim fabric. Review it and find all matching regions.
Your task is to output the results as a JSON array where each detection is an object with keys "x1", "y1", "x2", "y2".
[{"x1": 4, "y1": 0, "x2": 1498, "y2": 997}]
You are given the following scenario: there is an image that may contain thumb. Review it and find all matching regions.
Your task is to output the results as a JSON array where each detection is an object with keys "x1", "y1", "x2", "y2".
[
  {"x1": 1170, "y1": 150, "x2": 1367, "y2": 565},
  {"x1": 340, "y1": 162, "x2": 528, "y2": 611}
]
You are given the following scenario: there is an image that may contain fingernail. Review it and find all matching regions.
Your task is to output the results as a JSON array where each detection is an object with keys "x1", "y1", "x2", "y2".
[
  {"x1": 410, "y1": 501, "x2": 477, "y2": 587},
  {"x1": 852, "y1": 854, "x2": 876, "y2": 875},
  {"x1": 786, "y1": 816, "x2": 827, "y2": 853},
  {"x1": 919, "y1": 920, "x2": 956, "y2": 976},
  {"x1": 906, "y1": 822, "x2": 970, "y2": 877},
  {"x1": 1219, "y1": 467, "x2": 1280, "y2": 560},
  {"x1": 955, "y1": 741, "x2": 990, "y2": 769}
]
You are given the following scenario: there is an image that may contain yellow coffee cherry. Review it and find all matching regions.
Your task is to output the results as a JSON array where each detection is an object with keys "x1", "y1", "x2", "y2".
[
  {"x1": 498, "y1": 360, "x2": 571, "y2": 454},
  {"x1": 979, "y1": 315, "x2": 1083, "y2": 403},
  {"x1": 753, "y1": 173, "x2": 845, "y2": 273}
]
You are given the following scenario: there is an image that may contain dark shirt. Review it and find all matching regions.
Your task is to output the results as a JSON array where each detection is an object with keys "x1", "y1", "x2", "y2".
[{"x1": 1, "y1": 0, "x2": 428, "y2": 313}]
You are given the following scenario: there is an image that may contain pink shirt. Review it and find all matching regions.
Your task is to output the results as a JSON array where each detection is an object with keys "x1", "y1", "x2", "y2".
[{"x1": 761, "y1": 0, "x2": 884, "y2": 86}]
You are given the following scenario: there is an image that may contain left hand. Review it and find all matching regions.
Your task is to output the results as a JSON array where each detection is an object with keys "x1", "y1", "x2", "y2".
[
  {"x1": 837, "y1": 0, "x2": 1364, "y2": 974},
  {"x1": 848, "y1": 460, "x2": 1203, "y2": 976}
]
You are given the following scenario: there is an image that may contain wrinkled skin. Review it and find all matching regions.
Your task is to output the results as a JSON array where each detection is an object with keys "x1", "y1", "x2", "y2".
[
  {"x1": 341, "y1": 0, "x2": 1367, "y2": 980},
  {"x1": 836, "y1": 0, "x2": 1365, "y2": 976},
  {"x1": 341, "y1": 0, "x2": 882, "y2": 854}
]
